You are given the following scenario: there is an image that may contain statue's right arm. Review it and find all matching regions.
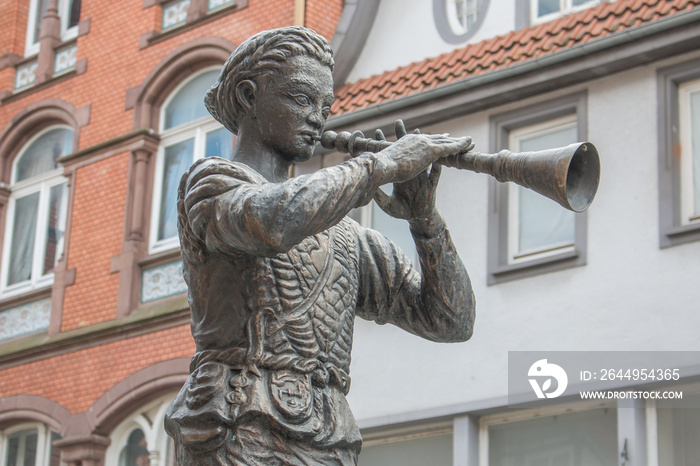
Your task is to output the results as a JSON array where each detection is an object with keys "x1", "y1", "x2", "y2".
[
  {"x1": 182, "y1": 154, "x2": 387, "y2": 257},
  {"x1": 183, "y1": 134, "x2": 472, "y2": 257}
]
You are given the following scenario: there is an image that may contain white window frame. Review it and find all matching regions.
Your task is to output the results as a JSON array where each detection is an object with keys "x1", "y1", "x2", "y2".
[
  {"x1": 506, "y1": 115, "x2": 578, "y2": 265},
  {"x1": 25, "y1": 0, "x2": 79, "y2": 57},
  {"x1": 446, "y1": 0, "x2": 480, "y2": 35},
  {"x1": 678, "y1": 78, "x2": 700, "y2": 226},
  {"x1": 0, "y1": 126, "x2": 71, "y2": 298},
  {"x1": 149, "y1": 68, "x2": 225, "y2": 254},
  {"x1": 0, "y1": 422, "x2": 57, "y2": 466},
  {"x1": 104, "y1": 394, "x2": 177, "y2": 466},
  {"x1": 530, "y1": 0, "x2": 598, "y2": 25}
]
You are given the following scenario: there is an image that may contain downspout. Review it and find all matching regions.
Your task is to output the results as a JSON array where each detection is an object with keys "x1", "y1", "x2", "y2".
[{"x1": 295, "y1": 0, "x2": 306, "y2": 26}]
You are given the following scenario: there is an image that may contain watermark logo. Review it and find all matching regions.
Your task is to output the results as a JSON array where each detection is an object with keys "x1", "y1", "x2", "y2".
[{"x1": 528, "y1": 359, "x2": 568, "y2": 399}]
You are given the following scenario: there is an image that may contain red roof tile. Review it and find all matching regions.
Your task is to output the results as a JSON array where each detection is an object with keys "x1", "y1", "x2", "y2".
[{"x1": 332, "y1": 0, "x2": 700, "y2": 116}]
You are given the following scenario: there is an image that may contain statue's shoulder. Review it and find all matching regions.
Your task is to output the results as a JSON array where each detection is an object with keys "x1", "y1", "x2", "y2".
[{"x1": 185, "y1": 157, "x2": 267, "y2": 187}]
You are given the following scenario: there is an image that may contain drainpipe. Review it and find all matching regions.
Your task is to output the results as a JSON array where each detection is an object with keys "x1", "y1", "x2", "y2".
[{"x1": 294, "y1": 0, "x2": 306, "y2": 27}]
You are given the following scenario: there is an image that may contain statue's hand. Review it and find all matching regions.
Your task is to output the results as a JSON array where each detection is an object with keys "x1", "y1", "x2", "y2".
[
  {"x1": 373, "y1": 121, "x2": 460, "y2": 229},
  {"x1": 375, "y1": 120, "x2": 472, "y2": 185}
]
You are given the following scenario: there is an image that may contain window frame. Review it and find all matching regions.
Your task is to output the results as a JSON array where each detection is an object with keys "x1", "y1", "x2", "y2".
[
  {"x1": 657, "y1": 61, "x2": 700, "y2": 248},
  {"x1": 0, "y1": 422, "x2": 58, "y2": 466},
  {"x1": 104, "y1": 394, "x2": 177, "y2": 466},
  {"x1": 487, "y1": 92, "x2": 589, "y2": 285},
  {"x1": 433, "y1": 0, "x2": 491, "y2": 45},
  {"x1": 149, "y1": 67, "x2": 227, "y2": 254},
  {"x1": 530, "y1": 0, "x2": 599, "y2": 25},
  {"x1": 25, "y1": 0, "x2": 80, "y2": 58},
  {"x1": 0, "y1": 125, "x2": 72, "y2": 298}
]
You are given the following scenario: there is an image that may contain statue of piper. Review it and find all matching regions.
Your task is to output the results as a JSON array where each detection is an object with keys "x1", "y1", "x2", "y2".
[{"x1": 165, "y1": 26, "x2": 476, "y2": 465}]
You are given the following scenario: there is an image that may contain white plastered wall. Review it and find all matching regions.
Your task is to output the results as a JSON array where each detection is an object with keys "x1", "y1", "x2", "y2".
[{"x1": 346, "y1": 53, "x2": 700, "y2": 423}]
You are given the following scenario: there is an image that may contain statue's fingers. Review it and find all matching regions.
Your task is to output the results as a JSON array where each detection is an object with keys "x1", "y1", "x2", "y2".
[
  {"x1": 395, "y1": 119, "x2": 407, "y2": 139},
  {"x1": 373, "y1": 188, "x2": 393, "y2": 211},
  {"x1": 413, "y1": 128, "x2": 421, "y2": 134},
  {"x1": 428, "y1": 163, "x2": 442, "y2": 184},
  {"x1": 375, "y1": 129, "x2": 386, "y2": 141}
]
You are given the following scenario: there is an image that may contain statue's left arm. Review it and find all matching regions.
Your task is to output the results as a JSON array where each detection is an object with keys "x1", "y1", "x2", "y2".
[{"x1": 353, "y1": 210, "x2": 475, "y2": 343}]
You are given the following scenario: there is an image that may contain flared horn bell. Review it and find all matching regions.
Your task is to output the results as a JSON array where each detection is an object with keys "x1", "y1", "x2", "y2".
[{"x1": 440, "y1": 142, "x2": 601, "y2": 213}]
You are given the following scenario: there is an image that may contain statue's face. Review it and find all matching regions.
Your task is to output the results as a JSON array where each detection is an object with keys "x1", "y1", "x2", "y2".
[{"x1": 254, "y1": 55, "x2": 334, "y2": 163}]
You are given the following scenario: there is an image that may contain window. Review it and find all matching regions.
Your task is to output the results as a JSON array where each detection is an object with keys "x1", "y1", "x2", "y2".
[
  {"x1": 1, "y1": 127, "x2": 72, "y2": 297},
  {"x1": 0, "y1": 424, "x2": 61, "y2": 466},
  {"x1": 655, "y1": 392, "x2": 700, "y2": 464},
  {"x1": 25, "y1": 0, "x2": 80, "y2": 57},
  {"x1": 487, "y1": 93, "x2": 588, "y2": 284},
  {"x1": 482, "y1": 406, "x2": 617, "y2": 465},
  {"x1": 658, "y1": 62, "x2": 700, "y2": 248},
  {"x1": 150, "y1": 68, "x2": 232, "y2": 253},
  {"x1": 507, "y1": 116, "x2": 577, "y2": 264},
  {"x1": 105, "y1": 395, "x2": 178, "y2": 466},
  {"x1": 531, "y1": 0, "x2": 598, "y2": 24},
  {"x1": 434, "y1": 0, "x2": 490, "y2": 44},
  {"x1": 678, "y1": 79, "x2": 700, "y2": 227}
]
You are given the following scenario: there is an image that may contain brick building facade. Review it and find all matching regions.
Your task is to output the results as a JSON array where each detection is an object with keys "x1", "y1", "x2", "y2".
[{"x1": 0, "y1": 1, "x2": 359, "y2": 464}]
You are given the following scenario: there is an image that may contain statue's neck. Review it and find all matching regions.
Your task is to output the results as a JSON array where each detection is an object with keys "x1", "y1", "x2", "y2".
[{"x1": 231, "y1": 132, "x2": 291, "y2": 183}]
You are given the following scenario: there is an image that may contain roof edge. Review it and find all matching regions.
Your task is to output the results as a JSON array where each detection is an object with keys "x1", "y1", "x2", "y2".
[{"x1": 327, "y1": 6, "x2": 700, "y2": 133}]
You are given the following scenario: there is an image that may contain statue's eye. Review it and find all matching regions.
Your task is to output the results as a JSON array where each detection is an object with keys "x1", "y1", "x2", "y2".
[
  {"x1": 322, "y1": 107, "x2": 331, "y2": 120},
  {"x1": 291, "y1": 94, "x2": 311, "y2": 106}
]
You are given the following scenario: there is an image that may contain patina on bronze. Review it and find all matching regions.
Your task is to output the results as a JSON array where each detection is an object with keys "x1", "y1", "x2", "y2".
[{"x1": 164, "y1": 26, "x2": 597, "y2": 465}]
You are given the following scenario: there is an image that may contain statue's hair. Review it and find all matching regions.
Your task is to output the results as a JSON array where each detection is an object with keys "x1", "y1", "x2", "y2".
[{"x1": 204, "y1": 26, "x2": 334, "y2": 134}]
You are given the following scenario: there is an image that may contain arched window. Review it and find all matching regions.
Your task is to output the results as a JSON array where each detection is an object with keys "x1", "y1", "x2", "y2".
[
  {"x1": 0, "y1": 423, "x2": 61, "y2": 466},
  {"x1": 1, "y1": 126, "x2": 72, "y2": 297},
  {"x1": 105, "y1": 395, "x2": 178, "y2": 466},
  {"x1": 150, "y1": 68, "x2": 233, "y2": 253}
]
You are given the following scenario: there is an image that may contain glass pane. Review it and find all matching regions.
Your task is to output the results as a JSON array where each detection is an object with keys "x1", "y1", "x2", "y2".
[
  {"x1": 22, "y1": 432, "x2": 37, "y2": 466},
  {"x1": 163, "y1": 70, "x2": 220, "y2": 130},
  {"x1": 8, "y1": 193, "x2": 40, "y2": 285},
  {"x1": 6, "y1": 429, "x2": 39, "y2": 466},
  {"x1": 15, "y1": 127, "x2": 73, "y2": 182},
  {"x1": 43, "y1": 182, "x2": 68, "y2": 275},
  {"x1": 690, "y1": 90, "x2": 700, "y2": 216},
  {"x1": 49, "y1": 431, "x2": 62, "y2": 466},
  {"x1": 205, "y1": 127, "x2": 232, "y2": 158},
  {"x1": 489, "y1": 408, "x2": 617, "y2": 466},
  {"x1": 572, "y1": 0, "x2": 589, "y2": 5},
  {"x1": 538, "y1": 0, "x2": 559, "y2": 17},
  {"x1": 371, "y1": 186, "x2": 417, "y2": 266},
  {"x1": 158, "y1": 139, "x2": 194, "y2": 241},
  {"x1": 359, "y1": 432, "x2": 453, "y2": 466},
  {"x1": 517, "y1": 124, "x2": 577, "y2": 255},
  {"x1": 119, "y1": 429, "x2": 150, "y2": 466},
  {"x1": 32, "y1": 0, "x2": 50, "y2": 45},
  {"x1": 69, "y1": 0, "x2": 81, "y2": 28},
  {"x1": 657, "y1": 393, "x2": 700, "y2": 465}
]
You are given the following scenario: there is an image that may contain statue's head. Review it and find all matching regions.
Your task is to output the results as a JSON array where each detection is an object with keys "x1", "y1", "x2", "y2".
[{"x1": 205, "y1": 26, "x2": 335, "y2": 136}]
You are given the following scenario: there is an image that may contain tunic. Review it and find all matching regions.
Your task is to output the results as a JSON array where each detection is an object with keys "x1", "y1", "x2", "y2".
[{"x1": 165, "y1": 153, "x2": 474, "y2": 465}]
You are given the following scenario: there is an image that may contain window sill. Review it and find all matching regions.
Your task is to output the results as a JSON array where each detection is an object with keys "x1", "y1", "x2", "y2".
[
  {"x1": 0, "y1": 57, "x2": 87, "y2": 106},
  {"x1": 661, "y1": 222, "x2": 700, "y2": 248},
  {"x1": 488, "y1": 249, "x2": 583, "y2": 285},
  {"x1": 139, "y1": 0, "x2": 248, "y2": 50},
  {"x1": 0, "y1": 286, "x2": 52, "y2": 312}
]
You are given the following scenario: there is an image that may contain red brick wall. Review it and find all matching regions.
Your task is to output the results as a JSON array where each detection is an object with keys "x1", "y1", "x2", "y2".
[
  {"x1": 62, "y1": 152, "x2": 129, "y2": 331},
  {"x1": 0, "y1": 324, "x2": 195, "y2": 414},
  {"x1": 0, "y1": 0, "x2": 343, "y2": 425},
  {"x1": 305, "y1": 0, "x2": 344, "y2": 42}
]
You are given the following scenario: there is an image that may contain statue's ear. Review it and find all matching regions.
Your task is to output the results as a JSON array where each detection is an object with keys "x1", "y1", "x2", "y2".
[{"x1": 235, "y1": 79, "x2": 258, "y2": 116}]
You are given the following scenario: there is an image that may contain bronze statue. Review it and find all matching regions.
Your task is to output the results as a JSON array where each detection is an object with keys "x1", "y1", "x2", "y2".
[
  {"x1": 165, "y1": 26, "x2": 475, "y2": 465},
  {"x1": 165, "y1": 26, "x2": 599, "y2": 465}
]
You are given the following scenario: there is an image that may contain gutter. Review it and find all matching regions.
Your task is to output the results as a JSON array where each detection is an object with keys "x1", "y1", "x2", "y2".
[{"x1": 327, "y1": 6, "x2": 700, "y2": 130}]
